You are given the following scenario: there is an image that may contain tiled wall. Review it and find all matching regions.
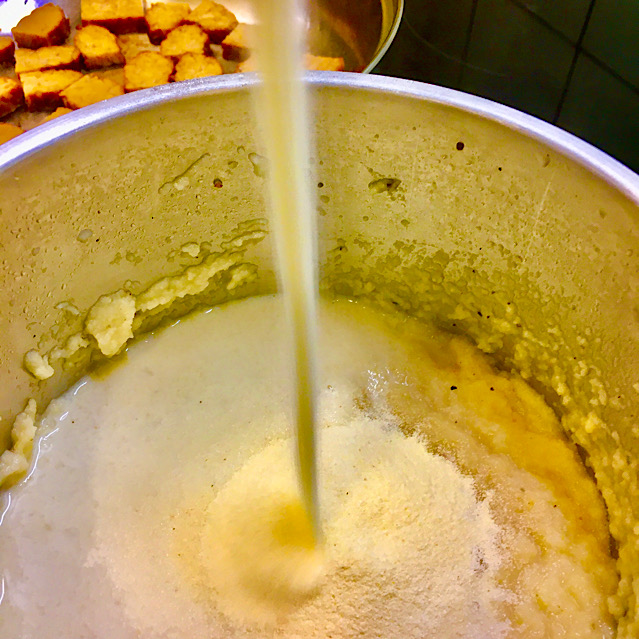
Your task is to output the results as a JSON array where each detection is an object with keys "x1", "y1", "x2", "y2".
[{"x1": 375, "y1": 0, "x2": 639, "y2": 174}]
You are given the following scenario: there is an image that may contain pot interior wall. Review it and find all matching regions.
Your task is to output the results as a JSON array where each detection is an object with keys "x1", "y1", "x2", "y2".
[{"x1": 1, "y1": 81, "x2": 638, "y2": 634}]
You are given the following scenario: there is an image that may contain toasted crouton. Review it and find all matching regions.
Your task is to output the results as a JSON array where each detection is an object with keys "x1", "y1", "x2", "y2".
[
  {"x1": 61, "y1": 74, "x2": 124, "y2": 109},
  {"x1": 160, "y1": 24, "x2": 209, "y2": 60},
  {"x1": 184, "y1": 0, "x2": 237, "y2": 44},
  {"x1": 0, "y1": 122, "x2": 23, "y2": 144},
  {"x1": 221, "y1": 24, "x2": 252, "y2": 62},
  {"x1": 124, "y1": 51, "x2": 173, "y2": 92},
  {"x1": 75, "y1": 25, "x2": 125, "y2": 69},
  {"x1": 305, "y1": 55, "x2": 345, "y2": 72},
  {"x1": 93, "y1": 66, "x2": 126, "y2": 87},
  {"x1": 12, "y1": 4, "x2": 70, "y2": 49},
  {"x1": 174, "y1": 52, "x2": 222, "y2": 82},
  {"x1": 145, "y1": 2, "x2": 191, "y2": 45},
  {"x1": 0, "y1": 77, "x2": 24, "y2": 117},
  {"x1": 117, "y1": 33, "x2": 156, "y2": 62},
  {"x1": 20, "y1": 69, "x2": 83, "y2": 111},
  {"x1": 43, "y1": 106, "x2": 73, "y2": 122},
  {"x1": 0, "y1": 37, "x2": 16, "y2": 65},
  {"x1": 81, "y1": 0, "x2": 146, "y2": 34},
  {"x1": 15, "y1": 46, "x2": 82, "y2": 74}
]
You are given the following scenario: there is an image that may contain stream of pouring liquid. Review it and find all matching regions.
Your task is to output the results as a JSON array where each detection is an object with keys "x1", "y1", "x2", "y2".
[{"x1": 253, "y1": 0, "x2": 321, "y2": 540}]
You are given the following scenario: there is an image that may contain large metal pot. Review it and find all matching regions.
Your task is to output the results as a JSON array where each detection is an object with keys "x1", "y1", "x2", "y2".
[{"x1": 1, "y1": 74, "x2": 638, "y2": 635}]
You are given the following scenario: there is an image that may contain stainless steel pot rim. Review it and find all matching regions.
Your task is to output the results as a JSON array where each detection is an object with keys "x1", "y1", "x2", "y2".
[
  {"x1": 363, "y1": 0, "x2": 404, "y2": 73},
  {"x1": 2, "y1": 71, "x2": 637, "y2": 204}
]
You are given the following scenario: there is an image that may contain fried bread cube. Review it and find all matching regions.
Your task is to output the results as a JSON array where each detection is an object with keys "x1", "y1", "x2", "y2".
[
  {"x1": 184, "y1": 0, "x2": 237, "y2": 44},
  {"x1": 117, "y1": 33, "x2": 156, "y2": 62},
  {"x1": 0, "y1": 77, "x2": 24, "y2": 117},
  {"x1": 145, "y1": 2, "x2": 191, "y2": 45},
  {"x1": 75, "y1": 25, "x2": 125, "y2": 69},
  {"x1": 61, "y1": 73, "x2": 124, "y2": 108},
  {"x1": 124, "y1": 51, "x2": 173, "y2": 91},
  {"x1": 305, "y1": 54, "x2": 345, "y2": 71},
  {"x1": 12, "y1": 3, "x2": 70, "y2": 49},
  {"x1": 220, "y1": 24, "x2": 251, "y2": 62},
  {"x1": 43, "y1": 106, "x2": 73, "y2": 122},
  {"x1": 173, "y1": 52, "x2": 222, "y2": 81},
  {"x1": 15, "y1": 46, "x2": 81, "y2": 74},
  {"x1": 0, "y1": 37, "x2": 16, "y2": 65},
  {"x1": 20, "y1": 69, "x2": 83, "y2": 110},
  {"x1": 0, "y1": 122, "x2": 23, "y2": 144},
  {"x1": 93, "y1": 66, "x2": 126, "y2": 87},
  {"x1": 160, "y1": 24, "x2": 209, "y2": 59},
  {"x1": 81, "y1": 0, "x2": 146, "y2": 34}
]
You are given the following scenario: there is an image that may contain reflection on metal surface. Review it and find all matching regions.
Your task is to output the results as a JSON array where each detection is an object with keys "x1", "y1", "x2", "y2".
[{"x1": 196, "y1": 0, "x2": 403, "y2": 72}]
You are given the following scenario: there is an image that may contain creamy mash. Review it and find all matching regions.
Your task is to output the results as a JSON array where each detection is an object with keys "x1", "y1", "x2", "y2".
[{"x1": 0, "y1": 296, "x2": 618, "y2": 638}]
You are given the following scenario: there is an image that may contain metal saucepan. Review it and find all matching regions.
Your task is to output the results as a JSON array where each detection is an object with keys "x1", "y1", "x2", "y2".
[{"x1": 0, "y1": 73, "x2": 637, "y2": 634}]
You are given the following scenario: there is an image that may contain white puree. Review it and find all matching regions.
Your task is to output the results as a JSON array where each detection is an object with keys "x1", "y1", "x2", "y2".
[{"x1": 0, "y1": 296, "x2": 618, "y2": 638}]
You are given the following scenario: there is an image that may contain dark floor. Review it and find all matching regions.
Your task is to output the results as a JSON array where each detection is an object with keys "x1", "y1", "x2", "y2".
[{"x1": 374, "y1": 0, "x2": 639, "y2": 174}]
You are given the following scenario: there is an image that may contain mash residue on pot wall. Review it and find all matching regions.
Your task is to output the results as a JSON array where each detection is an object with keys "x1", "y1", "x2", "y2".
[{"x1": 2, "y1": 217, "x2": 638, "y2": 636}]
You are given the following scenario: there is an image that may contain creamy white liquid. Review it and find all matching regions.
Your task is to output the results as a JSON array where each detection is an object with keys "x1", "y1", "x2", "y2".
[
  {"x1": 252, "y1": 0, "x2": 321, "y2": 532},
  {"x1": 0, "y1": 296, "x2": 617, "y2": 638}
]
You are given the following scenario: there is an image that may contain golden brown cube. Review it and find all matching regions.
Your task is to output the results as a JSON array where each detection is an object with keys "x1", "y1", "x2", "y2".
[
  {"x1": 0, "y1": 77, "x2": 24, "y2": 118},
  {"x1": 0, "y1": 37, "x2": 16, "y2": 65},
  {"x1": 19, "y1": 69, "x2": 83, "y2": 111},
  {"x1": 221, "y1": 24, "x2": 251, "y2": 62},
  {"x1": 305, "y1": 54, "x2": 345, "y2": 72},
  {"x1": 160, "y1": 24, "x2": 209, "y2": 60},
  {"x1": 12, "y1": 3, "x2": 70, "y2": 49},
  {"x1": 81, "y1": 0, "x2": 146, "y2": 34},
  {"x1": 93, "y1": 66, "x2": 126, "y2": 87},
  {"x1": 43, "y1": 106, "x2": 74, "y2": 122},
  {"x1": 184, "y1": 0, "x2": 237, "y2": 44},
  {"x1": 75, "y1": 25, "x2": 125, "y2": 69},
  {"x1": 117, "y1": 33, "x2": 156, "y2": 62},
  {"x1": 61, "y1": 74, "x2": 124, "y2": 109},
  {"x1": 145, "y1": 2, "x2": 191, "y2": 45},
  {"x1": 174, "y1": 52, "x2": 222, "y2": 82},
  {"x1": 0, "y1": 122, "x2": 23, "y2": 144},
  {"x1": 15, "y1": 46, "x2": 81, "y2": 74},
  {"x1": 124, "y1": 51, "x2": 173, "y2": 92}
]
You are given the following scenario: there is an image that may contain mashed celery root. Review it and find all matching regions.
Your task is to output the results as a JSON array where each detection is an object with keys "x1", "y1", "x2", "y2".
[{"x1": 0, "y1": 296, "x2": 617, "y2": 638}]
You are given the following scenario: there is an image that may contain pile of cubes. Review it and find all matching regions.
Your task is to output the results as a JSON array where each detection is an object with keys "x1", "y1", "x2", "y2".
[{"x1": 0, "y1": 0, "x2": 345, "y2": 144}]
